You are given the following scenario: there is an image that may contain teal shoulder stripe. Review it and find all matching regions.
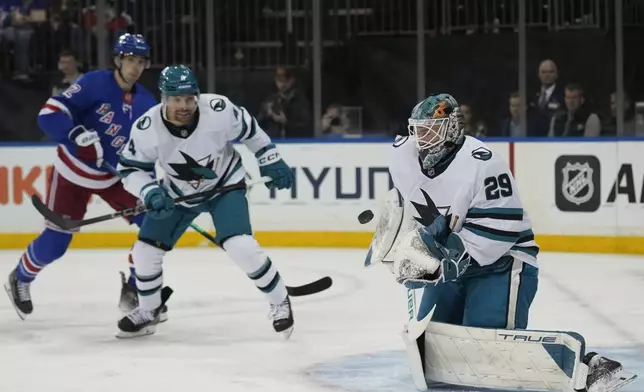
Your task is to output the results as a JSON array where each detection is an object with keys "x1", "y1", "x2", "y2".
[
  {"x1": 119, "y1": 157, "x2": 155, "y2": 171},
  {"x1": 244, "y1": 117, "x2": 258, "y2": 140},
  {"x1": 462, "y1": 222, "x2": 519, "y2": 243},
  {"x1": 233, "y1": 107, "x2": 250, "y2": 142},
  {"x1": 467, "y1": 207, "x2": 523, "y2": 221}
]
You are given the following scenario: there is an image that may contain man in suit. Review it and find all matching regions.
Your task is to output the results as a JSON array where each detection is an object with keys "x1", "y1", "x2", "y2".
[{"x1": 528, "y1": 59, "x2": 565, "y2": 136}]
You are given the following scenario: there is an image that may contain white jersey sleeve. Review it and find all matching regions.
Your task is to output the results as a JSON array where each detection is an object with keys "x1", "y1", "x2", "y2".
[
  {"x1": 117, "y1": 113, "x2": 160, "y2": 200},
  {"x1": 457, "y1": 154, "x2": 536, "y2": 267},
  {"x1": 220, "y1": 97, "x2": 272, "y2": 153}
]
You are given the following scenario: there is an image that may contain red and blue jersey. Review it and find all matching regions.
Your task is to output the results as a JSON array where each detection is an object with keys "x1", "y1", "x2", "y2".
[{"x1": 38, "y1": 70, "x2": 157, "y2": 189}]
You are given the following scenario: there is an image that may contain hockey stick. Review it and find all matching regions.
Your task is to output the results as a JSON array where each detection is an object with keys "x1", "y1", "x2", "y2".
[
  {"x1": 101, "y1": 162, "x2": 219, "y2": 243},
  {"x1": 31, "y1": 175, "x2": 271, "y2": 231},
  {"x1": 175, "y1": 215, "x2": 332, "y2": 296},
  {"x1": 101, "y1": 163, "x2": 333, "y2": 297}
]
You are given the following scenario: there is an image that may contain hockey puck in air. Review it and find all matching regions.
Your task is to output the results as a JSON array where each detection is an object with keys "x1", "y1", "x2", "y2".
[{"x1": 358, "y1": 209, "x2": 374, "y2": 224}]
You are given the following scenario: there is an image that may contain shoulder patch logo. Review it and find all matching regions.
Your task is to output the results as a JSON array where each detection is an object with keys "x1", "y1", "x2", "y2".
[
  {"x1": 393, "y1": 135, "x2": 409, "y2": 148},
  {"x1": 471, "y1": 146, "x2": 492, "y2": 161},
  {"x1": 137, "y1": 116, "x2": 151, "y2": 130},
  {"x1": 210, "y1": 98, "x2": 226, "y2": 112}
]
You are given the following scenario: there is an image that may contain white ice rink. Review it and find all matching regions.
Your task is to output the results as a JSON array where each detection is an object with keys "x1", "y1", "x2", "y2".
[{"x1": 1, "y1": 248, "x2": 643, "y2": 392}]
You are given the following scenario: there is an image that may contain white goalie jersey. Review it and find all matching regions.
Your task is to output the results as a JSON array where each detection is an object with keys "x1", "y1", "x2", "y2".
[
  {"x1": 389, "y1": 135, "x2": 538, "y2": 268},
  {"x1": 117, "y1": 93, "x2": 272, "y2": 204}
]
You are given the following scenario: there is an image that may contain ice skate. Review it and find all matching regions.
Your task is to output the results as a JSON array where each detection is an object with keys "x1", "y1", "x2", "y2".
[
  {"x1": 584, "y1": 352, "x2": 637, "y2": 392},
  {"x1": 116, "y1": 286, "x2": 173, "y2": 339},
  {"x1": 119, "y1": 271, "x2": 168, "y2": 323},
  {"x1": 269, "y1": 296, "x2": 294, "y2": 340},
  {"x1": 4, "y1": 269, "x2": 33, "y2": 320}
]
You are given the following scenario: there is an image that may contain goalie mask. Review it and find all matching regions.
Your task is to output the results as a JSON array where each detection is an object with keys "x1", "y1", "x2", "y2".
[{"x1": 408, "y1": 94, "x2": 465, "y2": 170}]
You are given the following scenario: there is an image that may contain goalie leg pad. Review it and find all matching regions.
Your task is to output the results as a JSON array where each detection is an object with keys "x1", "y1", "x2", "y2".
[
  {"x1": 401, "y1": 283, "x2": 465, "y2": 391},
  {"x1": 401, "y1": 287, "x2": 433, "y2": 390},
  {"x1": 422, "y1": 322, "x2": 589, "y2": 391}
]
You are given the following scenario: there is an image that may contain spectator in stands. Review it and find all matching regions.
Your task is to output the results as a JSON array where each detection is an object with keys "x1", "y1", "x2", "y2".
[
  {"x1": 528, "y1": 59, "x2": 565, "y2": 136},
  {"x1": 32, "y1": 12, "x2": 83, "y2": 72},
  {"x1": 51, "y1": 49, "x2": 82, "y2": 96},
  {"x1": 82, "y1": 0, "x2": 133, "y2": 60},
  {"x1": 498, "y1": 92, "x2": 525, "y2": 137},
  {"x1": 548, "y1": 83, "x2": 600, "y2": 137},
  {"x1": 321, "y1": 104, "x2": 350, "y2": 137},
  {"x1": 460, "y1": 103, "x2": 487, "y2": 138},
  {"x1": 602, "y1": 92, "x2": 637, "y2": 136},
  {"x1": 1, "y1": 0, "x2": 46, "y2": 80},
  {"x1": 258, "y1": 66, "x2": 313, "y2": 139}
]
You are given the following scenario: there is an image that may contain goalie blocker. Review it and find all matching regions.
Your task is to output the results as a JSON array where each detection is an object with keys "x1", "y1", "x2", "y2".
[{"x1": 365, "y1": 188, "x2": 636, "y2": 392}]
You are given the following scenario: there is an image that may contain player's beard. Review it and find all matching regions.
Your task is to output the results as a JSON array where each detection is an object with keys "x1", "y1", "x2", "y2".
[{"x1": 172, "y1": 109, "x2": 193, "y2": 125}]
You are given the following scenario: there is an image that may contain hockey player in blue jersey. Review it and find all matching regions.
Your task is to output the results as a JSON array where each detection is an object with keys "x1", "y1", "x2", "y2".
[{"x1": 4, "y1": 33, "x2": 158, "y2": 320}]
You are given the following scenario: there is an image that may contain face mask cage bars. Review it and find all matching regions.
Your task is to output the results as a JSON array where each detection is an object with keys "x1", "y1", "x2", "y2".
[{"x1": 408, "y1": 117, "x2": 449, "y2": 151}]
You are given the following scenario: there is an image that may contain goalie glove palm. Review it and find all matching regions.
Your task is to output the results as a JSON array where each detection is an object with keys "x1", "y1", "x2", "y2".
[
  {"x1": 393, "y1": 216, "x2": 471, "y2": 289},
  {"x1": 392, "y1": 229, "x2": 442, "y2": 288}
]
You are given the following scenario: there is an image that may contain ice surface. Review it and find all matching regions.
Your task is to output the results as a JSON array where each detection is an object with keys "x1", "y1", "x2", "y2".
[{"x1": 0, "y1": 248, "x2": 642, "y2": 391}]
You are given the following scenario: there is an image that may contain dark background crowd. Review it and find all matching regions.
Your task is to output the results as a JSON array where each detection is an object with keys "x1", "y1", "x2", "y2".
[{"x1": 1, "y1": 0, "x2": 644, "y2": 142}]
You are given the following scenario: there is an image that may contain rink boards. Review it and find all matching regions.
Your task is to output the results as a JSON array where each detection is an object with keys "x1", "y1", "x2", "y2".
[{"x1": 0, "y1": 139, "x2": 643, "y2": 254}]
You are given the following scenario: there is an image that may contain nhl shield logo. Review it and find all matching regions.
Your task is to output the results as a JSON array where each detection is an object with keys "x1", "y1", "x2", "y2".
[
  {"x1": 561, "y1": 162, "x2": 594, "y2": 205},
  {"x1": 554, "y1": 155, "x2": 601, "y2": 212}
]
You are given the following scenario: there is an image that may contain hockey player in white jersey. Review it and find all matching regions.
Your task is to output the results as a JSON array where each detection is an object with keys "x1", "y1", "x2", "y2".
[
  {"x1": 365, "y1": 93, "x2": 635, "y2": 391},
  {"x1": 114, "y1": 65, "x2": 295, "y2": 339}
]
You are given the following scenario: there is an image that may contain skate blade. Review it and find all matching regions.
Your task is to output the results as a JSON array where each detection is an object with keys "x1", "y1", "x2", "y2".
[
  {"x1": 3, "y1": 282, "x2": 27, "y2": 321},
  {"x1": 119, "y1": 307, "x2": 169, "y2": 324},
  {"x1": 280, "y1": 326, "x2": 294, "y2": 340},
  {"x1": 158, "y1": 312, "x2": 168, "y2": 323},
  {"x1": 588, "y1": 370, "x2": 637, "y2": 392},
  {"x1": 603, "y1": 370, "x2": 637, "y2": 392},
  {"x1": 115, "y1": 325, "x2": 157, "y2": 339},
  {"x1": 120, "y1": 310, "x2": 168, "y2": 323}
]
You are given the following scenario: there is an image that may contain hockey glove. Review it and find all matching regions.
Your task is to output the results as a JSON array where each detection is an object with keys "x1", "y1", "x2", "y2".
[
  {"x1": 68, "y1": 125, "x2": 104, "y2": 167},
  {"x1": 255, "y1": 144, "x2": 293, "y2": 190},
  {"x1": 142, "y1": 185, "x2": 174, "y2": 220},
  {"x1": 419, "y1": 215, "x2": 471, "y2": 284}
]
